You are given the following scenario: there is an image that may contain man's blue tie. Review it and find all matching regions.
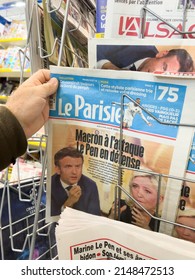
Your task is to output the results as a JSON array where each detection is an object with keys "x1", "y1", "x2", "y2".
[
  {"x1": 129, "y1": 64, "x2": 136, "y2": 71},
  {"x1": 66, "y1": 185, "x2": 73, "y2": 191}
]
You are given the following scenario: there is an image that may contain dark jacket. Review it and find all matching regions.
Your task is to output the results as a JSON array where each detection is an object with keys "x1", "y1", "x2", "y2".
[
  {"x1": 118, "y1": 199, "x2": 160, "y2": 232},
  {"x1": 51, "y1": 173, "x2": 101, "y2": 217},
  {"x1": 97, "y1": 45, "x2": 158, "y2": 69},
  {"x1": 0, "y1": 106, "x2": 27, "y2": 171}
]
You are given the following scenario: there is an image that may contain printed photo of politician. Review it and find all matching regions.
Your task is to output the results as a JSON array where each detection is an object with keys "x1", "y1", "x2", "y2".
[
  {"x1": 96, "y1": 43, "x2": 195, "y2": 73},
  {"x1": 50, "y1": 146, "x2": 101, "y2": 217}
]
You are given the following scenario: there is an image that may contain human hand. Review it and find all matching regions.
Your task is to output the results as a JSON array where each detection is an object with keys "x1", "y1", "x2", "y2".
[
  {"x1": 131, "y1": 206, "x2": 151, "y2": 229},
  {"x1": 108, "y1": 200, "x2": 127, "y2": 219},
  {"x1": 102, "y1": 62, "x2": 121, "y2": 70},
  {"x1": 6, "y1": 69, "x2": 58, "y2": 138},
  {"x1": 64, "y1": 185, "x2": 82, "y2": 207}
]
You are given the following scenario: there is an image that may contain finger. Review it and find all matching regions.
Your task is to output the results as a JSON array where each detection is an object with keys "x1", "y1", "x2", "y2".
[
  {"x1": 120, "y1": 205, "x2": 127, "y2": 213},
  {"x1": 32, "y1": 69, "x2": 51, "y2": 83},
  {"x1": 132, "y1": 208, "x2": 138, "y2": 215},
  {"x1": 132, "y1": 207, "x2": 141, "y2": 214},
  {"x1": 74, "y1": 185, "x2": 81, "y2": 191},
  {"x1": 33, "y1": 78, "x2": 59, "y2": 98},
  {"x1": 22, "y1": 69, "x2": 51, "y2": 87}
]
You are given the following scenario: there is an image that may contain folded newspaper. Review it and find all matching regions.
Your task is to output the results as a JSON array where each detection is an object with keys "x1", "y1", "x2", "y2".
[
  {"x1": 56, "y1": 207, "x2": 195, "y2": 260},
  {"x1": 104, "y1": 0, "x2": 195, "y2": 39},
  {"x1": 47, "y1": 66, "x2": 195, "y2": 241}
]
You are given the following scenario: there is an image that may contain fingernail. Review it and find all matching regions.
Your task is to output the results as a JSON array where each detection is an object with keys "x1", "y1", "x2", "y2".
[{"x1": 49, "y1": 77, "x2": 58, "y2": 85}]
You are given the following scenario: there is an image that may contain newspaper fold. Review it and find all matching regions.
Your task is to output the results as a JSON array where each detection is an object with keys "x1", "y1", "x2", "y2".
[{"x1": 56, "y1": 207, "x2": 195, "y2": 260}]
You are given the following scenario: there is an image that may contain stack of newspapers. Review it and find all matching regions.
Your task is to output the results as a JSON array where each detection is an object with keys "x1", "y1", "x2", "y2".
[{"x1": 56, "y1": 207, "x2": 195, "y2": 260}]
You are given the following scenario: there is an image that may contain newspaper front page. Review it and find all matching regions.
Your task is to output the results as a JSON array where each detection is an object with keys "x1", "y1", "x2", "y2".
[
  {"x1": 46, "y1": 66, "x2": 195, "y2": 241},
  {"x1": 172, "y1": 132, "x2": 195, "y2": 243},
  {"x1": 88, "y1": 37, "x2": 195, "y2": 235},
  {"x1": 104, "y1": 0, "x2": 195, "y2": 39}
]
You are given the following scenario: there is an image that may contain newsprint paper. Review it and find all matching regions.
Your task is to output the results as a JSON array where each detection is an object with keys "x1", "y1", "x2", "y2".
[
  {"x1": 46, "y1": 66, "x2": 195, "y2": 240},
  {"x1": 88, "y1": 37, "x2": 195, "y2": 74},
  {"x1": 172, "y1": 132, "x2": 195, "y2": 243},
  {"x1": 88, "y1": 37, "x2": 195, "y2": 236},
  {"x1": 104, "y1": 0, "x2": 195, "y2": 39},
  {"x1": 55, "y1": 207, "x2": 195, "y2": 260}
]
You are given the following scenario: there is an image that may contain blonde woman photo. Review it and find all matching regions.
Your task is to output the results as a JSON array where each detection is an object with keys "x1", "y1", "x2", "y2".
[{"x1": 109, "y1": 169, "x2": 166, "y2": 232}]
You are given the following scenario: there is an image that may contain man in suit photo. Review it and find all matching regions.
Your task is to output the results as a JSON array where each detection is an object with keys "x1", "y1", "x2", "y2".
[
  {"x1": 51, "y1": 146, "x2": 101, "y2": 217},
  {"x1": 96, "y1": 44, "x2": 194, "y2": 73}
]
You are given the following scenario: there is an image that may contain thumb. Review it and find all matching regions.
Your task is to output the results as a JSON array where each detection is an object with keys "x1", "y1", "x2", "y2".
[{"x1": 36, "y1": 77, "x2": 59, "y2": 98}]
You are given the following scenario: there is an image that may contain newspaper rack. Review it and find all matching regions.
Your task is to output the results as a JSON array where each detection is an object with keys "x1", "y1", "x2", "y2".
[
  {"x1": 139, "y1": 0, "x2": 195, "y2": 38},
  {"x1": 1, "y1": 0, "x2": 195, "y2": 260}
]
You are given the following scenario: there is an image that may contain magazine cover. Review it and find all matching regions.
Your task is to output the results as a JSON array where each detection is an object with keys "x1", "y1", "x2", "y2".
[
  {"x1": 96, "y1": 0, "x2": 107, "y2": 38},
  {"x1": 104, "y1": 0, "x2": 195, "y2": 39},
  {"x1": 46, "y1": 66, "x2": 195, "y2": 239}
]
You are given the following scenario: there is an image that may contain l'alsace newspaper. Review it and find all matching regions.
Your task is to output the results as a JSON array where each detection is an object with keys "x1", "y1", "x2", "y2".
[
  {"x1": 104, "y1": 0, "x2": 195, "y2": 39},
  {"x1": 46, "y1": 66, "x2": 195, "y2": 240},
  {"x1": 55, "y1": 207, "x2": 195, "y2": 260}
]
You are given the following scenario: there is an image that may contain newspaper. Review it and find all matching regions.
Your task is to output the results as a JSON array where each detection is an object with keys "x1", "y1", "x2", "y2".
[
  {"x1": 46, "y1": 66, "x2": 195, "y2": 240},
  {"x1": 50, "y1": 0, "x2": 95, "y2": 45},
  {"x1": 88, "y1": 37, "x2": 195, "y2": 74},
  {"x1": 104, "y1": 0, "x2": 195, "y2": 39},
  {"x1": 172, "y1": 131, "x2": 195, "y2": 243},
  {"x1": 186, "y1": 132, "x2": 195, "y2": 177},
  {"x1": 56, "y1": 207, "x2": 195, "y2": 260},
  {"x1": 88, "y1": 37, "x2": 195, "y2": 235}
]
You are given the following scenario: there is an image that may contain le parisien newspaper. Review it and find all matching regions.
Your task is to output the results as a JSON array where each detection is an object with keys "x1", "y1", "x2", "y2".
[
  {"x1": 46, "y1": 47, "x2": 195, "y2": 258},
  {"x1": 104, "y1": 0, "x2": 195, "y2": 39},
  {"x1": 88, "y1": 37, "x2": 195, "y2": 237}
]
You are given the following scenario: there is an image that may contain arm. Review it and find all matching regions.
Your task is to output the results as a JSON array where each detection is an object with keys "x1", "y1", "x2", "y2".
[
  {"x1": 101, "y1": 61, "x2": 122, "y2": 70},
  {"x1": 139, "y1": 110, "x2": 151, "y2": 126},
  {"x1": 97, "y1": 59, "x2": 121, "y2": 70},
  {"x1": 112, "y1": 102, "x2": 128, "y2": 106},
  {"x1": 0, "y1": 69, "x2": 58, "y2": 171},
  {"x1": 0, "y1": 106, "x2": 27, "y2": 171}
]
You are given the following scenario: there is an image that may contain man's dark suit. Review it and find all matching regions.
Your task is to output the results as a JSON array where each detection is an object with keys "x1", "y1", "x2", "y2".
[
  {"x1": 97, "y1": 45, "x2": 158, "y2": 69},
  {"x1": 51, "y1": 173, "x2": 101, "y2": 216}
]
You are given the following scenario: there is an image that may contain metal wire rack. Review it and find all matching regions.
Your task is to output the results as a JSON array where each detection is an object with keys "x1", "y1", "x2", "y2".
[{"x1": 1, "y1": 0, "x2": 195, "y2": 260}]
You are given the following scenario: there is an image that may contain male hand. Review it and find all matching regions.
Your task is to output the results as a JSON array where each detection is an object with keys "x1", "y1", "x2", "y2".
[
  {"x1": 64, "y1": 185, "x2": 82, "y2": 207},
  {"x1": 6, "y1": 69, "x2": 58, "y2": 138}
]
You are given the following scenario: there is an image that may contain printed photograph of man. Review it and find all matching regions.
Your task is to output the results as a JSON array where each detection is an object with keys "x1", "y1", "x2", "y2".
[
  {"x1": 51, "y1": 146, "x2": 101, "y2": 217},
  {"x1": 122, "y1": 98, "x2": 152, "y2": 128},
  {"x1": 112, "y1": 98, "x2": 151, "y2": 129},
  {"x1": 96, "y1": 44, "x2": 194, "y2": 73}
]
